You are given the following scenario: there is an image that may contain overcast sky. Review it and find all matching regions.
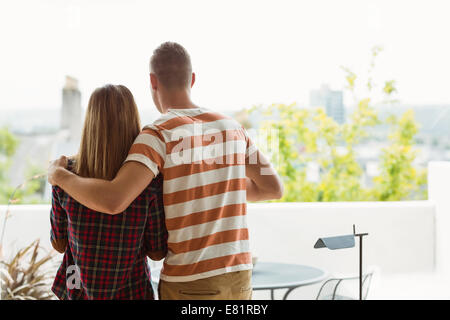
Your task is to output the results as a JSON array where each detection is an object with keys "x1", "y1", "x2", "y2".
[{"x1": 1, "y1": 0, "x2": 449, "y2": 118}]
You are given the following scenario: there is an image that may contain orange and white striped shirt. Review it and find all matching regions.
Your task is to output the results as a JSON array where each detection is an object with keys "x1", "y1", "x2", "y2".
[{"x1": 125, "y1": 107, "x2": 257, "y2": 282}]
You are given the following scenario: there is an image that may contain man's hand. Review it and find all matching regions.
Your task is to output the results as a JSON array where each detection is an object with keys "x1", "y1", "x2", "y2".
[{"x1": 48, "y1": 156, "x2": 69, "y2": 186}]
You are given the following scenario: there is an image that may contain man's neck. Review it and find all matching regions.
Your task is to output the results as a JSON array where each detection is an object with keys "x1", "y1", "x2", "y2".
[{"x1": 160, "y1": 89, "x2": 198, "y2": 112}]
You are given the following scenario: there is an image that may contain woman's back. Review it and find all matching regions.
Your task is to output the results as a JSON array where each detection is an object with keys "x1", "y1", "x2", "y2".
[
  {"x1": 49, "y1": 84, "x2": 167, "y2": 300},
  {"x1": 51, "y1": 172, "x2": 166, "y2": 300}
]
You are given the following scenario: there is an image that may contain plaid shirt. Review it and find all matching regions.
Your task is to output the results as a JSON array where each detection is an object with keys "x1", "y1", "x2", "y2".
[{"x1": 50, "y1": 173, "x2": 167, "y2": 300}]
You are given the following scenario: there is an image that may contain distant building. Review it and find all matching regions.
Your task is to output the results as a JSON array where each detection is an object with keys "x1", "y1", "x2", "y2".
[
  {"x1": 61, "y1": 76, "x2": 82, "y2": 142},
  {"x1": 310, "y1": 84, "x2": 345, "y2": 124},
  {"x1": 8, "y1": 76, "x2": 82, "y2": 201}
]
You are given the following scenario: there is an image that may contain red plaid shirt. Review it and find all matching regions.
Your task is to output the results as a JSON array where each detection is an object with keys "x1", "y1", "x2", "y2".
[{"x1": 50, "y1": 173, "x2": 167, "y2": 300}]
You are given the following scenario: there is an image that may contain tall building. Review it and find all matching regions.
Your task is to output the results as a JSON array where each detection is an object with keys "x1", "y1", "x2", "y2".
[
  {"x1": 310, "y1": 84, "x2": 345, "y2": 124},
  {"x1": 61, "y1": 75, "x2": 82, "y2": 142},
  {"x1": 8, "y1": 77, "x2": 82, "y2": 191}
]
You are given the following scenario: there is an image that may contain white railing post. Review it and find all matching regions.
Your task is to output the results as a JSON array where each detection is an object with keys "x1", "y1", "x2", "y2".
[{"x1": 428, "y1": 161, "x2": 450, "y2": 275}]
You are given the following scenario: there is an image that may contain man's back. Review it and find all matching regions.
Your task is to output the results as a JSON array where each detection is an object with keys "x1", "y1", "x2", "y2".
[{"x1": 126, "y1": 107, "x2": 255, "y2": 282}]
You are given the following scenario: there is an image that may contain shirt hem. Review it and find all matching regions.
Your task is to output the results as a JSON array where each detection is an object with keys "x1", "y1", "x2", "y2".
[{"x1": 159, "y1": 263, "x2": 253, "y2": 283}]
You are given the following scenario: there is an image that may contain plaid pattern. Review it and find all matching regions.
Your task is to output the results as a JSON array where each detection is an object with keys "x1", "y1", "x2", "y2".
[{"x1": 50, "y1": 172, "x2": 167, "y2": 300}]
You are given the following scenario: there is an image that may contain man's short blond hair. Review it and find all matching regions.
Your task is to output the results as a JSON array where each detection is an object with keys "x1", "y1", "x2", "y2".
[{"x1": 150, "y1": 42, "x2": 192, "y2": 89}]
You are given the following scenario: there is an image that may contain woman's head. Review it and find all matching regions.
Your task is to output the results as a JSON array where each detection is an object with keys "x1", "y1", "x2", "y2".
[{"x1": 75, "y1": 84, "x2": 141, "y2": 180}]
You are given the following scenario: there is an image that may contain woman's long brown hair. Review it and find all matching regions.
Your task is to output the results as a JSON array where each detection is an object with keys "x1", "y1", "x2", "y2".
[{"x1": 75, "y1": 84, "x2": 141, "y2": 181}]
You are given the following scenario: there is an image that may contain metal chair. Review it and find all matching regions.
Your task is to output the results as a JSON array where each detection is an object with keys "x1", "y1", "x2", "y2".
[{"x1": 316, "y1": 269, "x2": 374, "y2": 300}]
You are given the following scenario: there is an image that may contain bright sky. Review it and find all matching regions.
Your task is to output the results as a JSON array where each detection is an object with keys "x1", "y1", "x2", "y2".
[{"x1": 1, "y1": 0, "x2": 449, "y2": 118}]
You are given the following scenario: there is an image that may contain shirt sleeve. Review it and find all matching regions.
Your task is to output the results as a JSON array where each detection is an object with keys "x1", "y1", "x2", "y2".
[
  {"x1": 125, "y1": 127, "x2": 166, "y2": 176},
  {"x1": 50, "y1": 186, "x2": 68, "y2": 253},
  {"x1": 143, "y1": 175, "x2": 168, "y2": 254}
]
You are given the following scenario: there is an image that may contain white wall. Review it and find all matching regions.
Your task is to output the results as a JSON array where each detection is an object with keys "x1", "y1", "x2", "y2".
[
  {"x1": 0, "y1": 205, "x2": 54, "y2": 255},
  {"x1": 428, "y1": 161, "x2": 450, "y2": 276},
  {"x1": 247, "y1": 201, "x2": 435, "y2": 276},
  {"x1": 0, "y1": 200, "x2": 436, "y2": 276}
]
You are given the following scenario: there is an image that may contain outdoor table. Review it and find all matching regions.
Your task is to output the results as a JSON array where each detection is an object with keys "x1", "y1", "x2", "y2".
[
  {"x1": 151, "y1": 262, "x2": 327, "y2": 300},
  {"x1": 252, "y1": 262, "x2": 328, "y2": 300}
]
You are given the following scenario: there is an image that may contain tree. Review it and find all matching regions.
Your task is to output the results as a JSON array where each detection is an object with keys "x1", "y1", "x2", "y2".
[
  {"x1": 0, "y1": 128, "x2": 19, "y2": 203},
  {"x1": 373, "y1": 110, "x2": 427, "y2": 200},
  {"x1": 239, "y1": 47, "x2": 426, "y2": 202},
  {"x1": 0, "y1": 128, "x2": 44, "y2": 204}
]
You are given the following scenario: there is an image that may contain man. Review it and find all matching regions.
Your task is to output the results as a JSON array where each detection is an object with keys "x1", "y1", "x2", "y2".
[{"x1": 48, "y1": 42, "x2": 283, "y2": 300}]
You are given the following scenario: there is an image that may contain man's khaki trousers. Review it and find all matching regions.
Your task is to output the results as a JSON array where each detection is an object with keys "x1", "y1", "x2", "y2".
[{"x1": 159, "y1": 270, "x2": 252, "y2": 300}]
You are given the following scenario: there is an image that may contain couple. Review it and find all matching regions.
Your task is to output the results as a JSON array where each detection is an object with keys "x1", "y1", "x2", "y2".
[{"x1": 47, "y1": 42, "x2": 283, "y2": 300}]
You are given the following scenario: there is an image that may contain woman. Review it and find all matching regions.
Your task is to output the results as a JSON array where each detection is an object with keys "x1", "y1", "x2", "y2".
[{"x1": 50, "y1": 84, "x2": 167, "y2": 300}]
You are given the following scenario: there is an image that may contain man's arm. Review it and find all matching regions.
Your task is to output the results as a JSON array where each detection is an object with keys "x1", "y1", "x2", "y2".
[
  {"x1": 48, "y1": 156, "x2": 155, "y2": 215},
  {"x1": 245, "y1": 150, "x2": 284, "y2": 201}
]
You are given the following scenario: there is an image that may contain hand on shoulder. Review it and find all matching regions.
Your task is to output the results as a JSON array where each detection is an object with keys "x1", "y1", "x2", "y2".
[{"x1": 48, "y1": 156, "x2": 69, "y2": 186}]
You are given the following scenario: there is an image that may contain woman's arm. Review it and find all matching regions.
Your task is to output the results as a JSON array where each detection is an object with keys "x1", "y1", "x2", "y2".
[
  {"x1": 144, "y1": 176, "x2": 168, "y2": 261},
  {"x1": 50, "y1": 186, "x2": 68, "y2": 253}
]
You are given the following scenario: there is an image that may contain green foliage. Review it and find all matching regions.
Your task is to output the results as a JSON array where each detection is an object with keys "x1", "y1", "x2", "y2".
[
  {"x1": 0, "y1": 128, "x2": 19, "y2": 203},
  {"x1": 0, "y1": 127, "x2": 18, "y2": 157},
  {"x1": 0, "y1": 128, "x2": 45, "y2": 204},
  {"x1": 22, "y1": 162, "x2": 47, "y2": 202},
  {"x1": 240, "y1": 47, "x2": 427, "y2": 202},
  {"x1": 373, "y1": 110, "x2": 427, "y2": 200}
]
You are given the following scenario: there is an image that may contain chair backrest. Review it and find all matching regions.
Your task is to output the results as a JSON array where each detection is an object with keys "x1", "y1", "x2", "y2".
[{"x1": 316, "y1": 269, "x2": 375, "y2": 300}]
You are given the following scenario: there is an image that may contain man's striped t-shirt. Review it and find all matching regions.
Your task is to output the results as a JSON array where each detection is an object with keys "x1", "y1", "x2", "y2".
[{"x1": 125, "y1": 107, "x2": 257, "y2": 282}]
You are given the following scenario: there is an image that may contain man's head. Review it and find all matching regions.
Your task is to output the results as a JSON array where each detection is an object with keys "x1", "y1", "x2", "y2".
[{"x1": 149, "y1": 42, "x2": 195, "y2": 113}]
